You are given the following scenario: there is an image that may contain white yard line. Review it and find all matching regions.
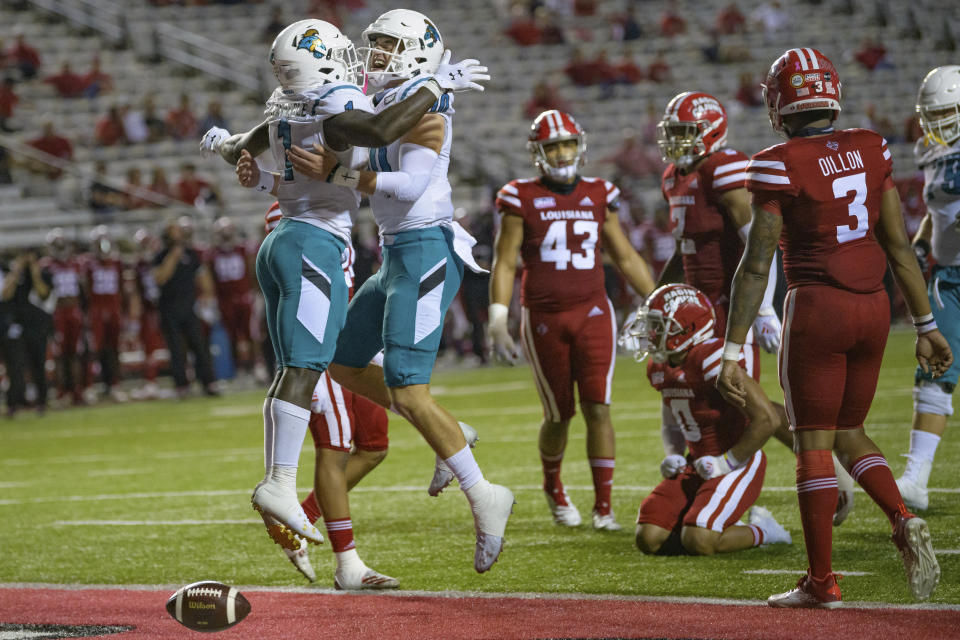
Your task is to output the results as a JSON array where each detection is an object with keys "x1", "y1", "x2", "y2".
[{"x1": 743, "y1": 569, "x2": 874, "y2": 576}]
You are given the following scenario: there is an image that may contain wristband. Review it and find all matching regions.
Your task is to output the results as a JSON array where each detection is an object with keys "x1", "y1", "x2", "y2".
[
  {"x1": 250, "y1": 162, "x2": 273, "y2": 192},
  {"x1": 421, "y1": 77, "x2": 444, "y2": 99},
  {"x1": 912, "y1": 313, "x2": 938, "y2": 334},
  {"x1": 326, "y1": 163, "x2": 360, "y2": 189},
  {"x1": 722, "y1": 341, "x2": 743, "y2": 362},
  {"x1": 722, "y1": 450, "x2": 742, "y2": 470}
]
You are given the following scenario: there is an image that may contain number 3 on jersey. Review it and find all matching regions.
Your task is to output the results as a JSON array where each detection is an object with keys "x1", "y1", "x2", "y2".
[
  {"x1": 540, "y1": 220, "x2": 599, "y2": 270},
  {"x1": 834, "y1": 172, "x2": 868, "y2": 244}
]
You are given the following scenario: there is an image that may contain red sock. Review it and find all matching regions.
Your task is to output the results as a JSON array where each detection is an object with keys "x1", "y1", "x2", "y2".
[
  {"x1": 850, "y1": 454, "x2": 912, "y2": 526},
  {"x1": 541, "y1": 451, "x2": 567, "y2": 504},
  {"x1": 589, "y1": 457, "x2": 615, "y2": 515},
  {"x1": 301, "y1": 491, "x2": 322, "y2": 525},
  {"x1": 325, "y1": 517, "x2": 355, "y2": 552},
  {"x1": 796, "y1": 449, "x2": 837, "y2": 581}
]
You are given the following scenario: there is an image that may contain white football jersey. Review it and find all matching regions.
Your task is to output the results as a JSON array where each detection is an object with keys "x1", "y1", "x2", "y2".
[
  {"x1": 366, "y1": 77, "x2": 455, "y2": 235},
  {"x1": 915, "y1": 137, "x2": 960, "y2": 266},
  {"x1": 264, "y1": 83, "x2": 373, "y2": 243}
]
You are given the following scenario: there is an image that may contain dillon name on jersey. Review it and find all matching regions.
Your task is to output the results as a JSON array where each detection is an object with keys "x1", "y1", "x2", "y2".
[
  {"x1": 661, "y1": 148, "x2": 750, "y2": 301},
  {"x1": 264, "y1": 83, "x2": 373, "y2": 243},
  {"x1": 367, "y1": 77, "x2": 455, "y2": 235},
  {"x1": 745, "y1": 128, "x2": 893, "y2": 294},
  {"x1": 646, "y1": 338, "x2": 747, "y2": 460},
  {"x1": 915, "y1": 136, "x2": 960, "y2": 267},
  {"x1": 496, "y1": 176, "x2": 619, "y2": 312}
]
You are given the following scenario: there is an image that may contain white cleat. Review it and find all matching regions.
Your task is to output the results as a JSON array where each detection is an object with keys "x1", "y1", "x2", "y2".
[
  {"x1": 591, "y1": 510, "x2": 622, "y2": 531},
  {"x1": 251, "y1": 480, "x2": 324, "y2": 546},
  {"x1": 545, "y1": 489, "x2": 581, "y2": 527},
  {"x1": 897, "y1": 457, "x2": 932, "y2": 512},
  {"x1": 768, "y1": 574, "x2": 842, "y2": 609},
  {"x1": 833, "y1": 454, "x2": 855, "y2": 526},
  {"x1": 334, "y1": 566, "x2": 399, "y2": 590},
  {"x1": 892, "y1": 514, "x2": 940, "y2": 601},
  {"x1": 283, "y1": 537, "x2": 316, "y2": 582},
  {"x1": 748, "y1": 506, "x2": 792, "y2": 545},
  {"x1": 428, "y1": 422, "x2": 479, "y2": 497},
  {"x1": 471, "y1": 482, "x2": 515, "y2": 573}
]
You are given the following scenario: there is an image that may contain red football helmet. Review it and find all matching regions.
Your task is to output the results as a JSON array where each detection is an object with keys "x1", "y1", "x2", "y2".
[
  {"x1": 762, "y1": 47, "x2": 841, "y2": 136},
  {"x1": 656, "y1": 92, "x2": 728, "y2": 169},
  {"x1": 528, "y1": 110, "x2": 587, "y2": 181},
  {"x1": 622, "y1": 284, "x2": 715, "y2": 363}
]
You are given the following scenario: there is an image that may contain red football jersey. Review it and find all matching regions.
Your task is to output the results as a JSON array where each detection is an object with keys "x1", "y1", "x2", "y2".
[
  {"x1": 85, "y1": 256, "x2": 123, "y2": 311},
  {"x1": 660, "y1": 148, "x2": 750, "y2": 301},
  {"x1": 745, "y1": 128, "x2": 895, "y2": 293},
  {"x1": 209, "y1": 244, "x2": 252, "y2": 299},
  {"x1": 496, "y1": 176, "x2": 619, "y2": 312},
  {"x1": 136, "y1": 259, "x2": 161, "y2": 309},
  {"x1": 646, "y1": 338, "x2": 748, "y2": 459},
  {"x1": 41, "y1": 256, "x2": 83, "y2": 300}
]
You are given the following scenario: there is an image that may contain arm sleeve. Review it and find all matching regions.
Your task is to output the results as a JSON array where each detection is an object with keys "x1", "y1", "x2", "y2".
[
  {"x1": 372, "y1": 143, "x2": 438, "y2": 202},
  {"x1": 661, "y1": 401, "x2": 686, "y2": 456}
]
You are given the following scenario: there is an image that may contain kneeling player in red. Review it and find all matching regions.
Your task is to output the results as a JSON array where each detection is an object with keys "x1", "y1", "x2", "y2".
[{"x1": 622, "y1": 284, "x2": 792, "y2": 556}]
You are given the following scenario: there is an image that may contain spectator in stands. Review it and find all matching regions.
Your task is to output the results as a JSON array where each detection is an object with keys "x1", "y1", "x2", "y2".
[
  {"x1": 524, "y1": 80, "x2": 572, "y2": 120},
  {"x1": 934, "y1": 22, "x2": 956, "y2": 52},
  {"x1": 611, "y1": 7, "x2": 642, "y2": 42},
  {"x1": 896, "y1": 175, "x2": 926, "y2": 238},
  {"x1": 615, "y1": 48, "x2": 643, "y2": 85},
  {"x1": 174, "y1": 162, "x2": 219, "y2": 206},
  {"x1": 590, "y1": 49, "x2": 619, "y2": 97},
  {"x1": 165, "y1": 93, "x2": 198, "y2": 140},
  {"x1": 659, "y1": 3, "x2": 686, "y2": 37},
  {"x1": 734, "y1": 72, "x2": 763, "y2": 108},
  {"x1": 0, "y1": 77, "x2": 18, "y2": 132},
  {"x1": 6, "y1": 33, "x2": 40, "y2": 80},
  {"x1": 152, "y1": 219, "x2": 218, "y2": 398},
  {"x1": 94, "y1": 105, "x2": 128, "y2": 147},
  {"x1": 647, "y1": 50, "x2": 671, "y2": 84},
  {"x1": 504, "y1": 3, "x2": 541, "y2": 46},
  {"x1": 535, "y1": 8, "x2": 566, "y2": 46},
  {"x1": 88, "y1": 160, "x2": 125, "y2": 215},
  {"x1": 147, "y1": 166, "x2": 171, "y2": 203},
  {"x1": 574, "y1": 0, "x2": 597, "y2": 16},
  {"x1": 123, "y1": 167, "x2": 151, "y2": 209},
  {"x1": 854, "y1": 37, "x2": 893, "y2": 71},
  {"x1": 142, "y1": 95, "x2": 167, "y2": 142},
  {"x1": 599, "y1": 129, "x2": 662, "y2": 181},
  {"x1": 715, "y1": 2, "x2": 747, "y2": 34},
  {"x1": 261, "y1": 6, "x2": 286, "y2": 44},
  {"x1": 197, "y1": 100, "x2": 229, "y2": 135},
  {"x1": 564, "y1": 48, "x2": 597, "y2": 87},
  {"x1": 860, "y1": 103, "x2": 899, "y2": 142},
  {"x1": 121, "y1": 103, "x2": 149, "y2": 144},
  {"x1": 43, "y1": 62, "x2": 87, "y2": 99},
  {"x1": 751, "y1": 1, "x2": 791, "y2": 43},
  {"x1": 27, "y1": 121, "x2": 73, "y2": 179},
  {"x1": 82, "y1": 57, "x2": 113, "y2": 97},
  {"x1": 0, "y1": 247, "x2": 53, "y2": 415}
]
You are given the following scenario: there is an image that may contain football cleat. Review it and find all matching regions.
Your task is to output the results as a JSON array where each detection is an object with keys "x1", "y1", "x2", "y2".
[
  {"x1": 748, "y1": 506, "x2": 792, "y2": 545},
  {"x1": 428, "y1": 422, "x2": 479, "y2": 497},
  {"x1": 833, "y1": 454, "x2": 855, "y2": 526},
  {"x1": 545, "y1": 488, "x2": 582, "y2": 527},
  {"x1": 768, "y1": 573, "x2": 843, "y2": 609},
  {"x1": 334, "y1": 566, "x2": 399, "y2": 590},
  {"x1": 283, "y1": 536, "x2": 316, "y2": 582},
  {"x1": 896, "y1": 457, "x2": 932, "y2": 512},
  {"x1": 591, "y1": 510, "x2": 623, "y2": 532},
  {"x1": 892, "y1": 514, "x2": 940, "y2": 601},
  {"x1": 471, "y1": 482, "x2": 515, "y2": 573},
  {"x1": 251, "y1": 480, "x2": 324, "y2": 546}
]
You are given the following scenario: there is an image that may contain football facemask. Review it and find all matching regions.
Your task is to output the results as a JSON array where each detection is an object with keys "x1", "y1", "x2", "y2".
[
  {"x1": 528, "y1": 110, "x2": 587, "y2": 182},
  {"x1": 657, "y1": 92, "x2": 728, "y2": 169},
  {"x1": 917, "y1": 65, "x2": 960, "y2": 146},
  {"x1": 624, "y1": 284, "x2": 715, "y2": 363},
  {"x1": 360, "y1": 9, "x2": 444, "y2": 92}
]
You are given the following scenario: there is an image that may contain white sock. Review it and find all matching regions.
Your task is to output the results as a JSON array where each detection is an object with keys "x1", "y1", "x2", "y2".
[
  {"x1": 271, "y1": 399, "x2": 310, "y2": 467},
  {"x1": 908, "y1": 429, "x2": 941, "y2": 464},
  {"x1": 262, "y1": 397, "x2": 275, "y2": 474},
  {"x1": 267, "y1": 465, "x2": 298, "y2": 494},
  {"x1": 445, "y1": 445, "x2": 484, "y2": 491},
  {"x1": 335, "y1": 548, "x2": 365, "y2": 573}
]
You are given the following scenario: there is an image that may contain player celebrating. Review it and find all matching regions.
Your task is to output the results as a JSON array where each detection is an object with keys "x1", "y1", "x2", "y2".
[
  {"x1": 717, "y1": 48, "x2": 952, "y2": 607},
  {"x1": 656, "y1": 90, "x2": 856, "y2": 525},
  {"x1": 622, "y1": 284, "x2": 791, "y2": 555},
  {"x1": 203, "y1": 18, "x2": 490, "y2": 585},
  {"x1": 487, "y1": 110, "x2": 655, "y2": 530},
  {"x1": 895, "y1": 66, "x2": 960, "y2": 511},
  {"x1": 285, "y1": 9, "x2": 514, "y2": 573}
]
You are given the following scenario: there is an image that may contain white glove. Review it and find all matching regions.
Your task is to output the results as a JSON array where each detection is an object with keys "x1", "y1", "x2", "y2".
[
  {"x1": 487, "y1": 302, "x2": 520, "y2": 364},
  {"x1": 618, "y1": 309, "x2": 641, "y2": 354},
  {"x1": 752, "y1": 308, "x2": 781, "y2": 353},
  {"x1": 432, "y1": 49, "x2": 490, "y2": 93},
  {"x1": 200, "y1": 126, "x2": 230, "y2": 158},
  {"x1": 694, "y1": 453, "x2": 734, "y2": 480},
  {"x1": 660, "y1": 454, "x2": 688, "y2": 479}
]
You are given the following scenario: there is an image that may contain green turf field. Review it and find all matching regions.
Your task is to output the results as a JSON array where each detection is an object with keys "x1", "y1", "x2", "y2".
[{"x1": 1, "y1": 328, "x2": 956, "y2": 604}]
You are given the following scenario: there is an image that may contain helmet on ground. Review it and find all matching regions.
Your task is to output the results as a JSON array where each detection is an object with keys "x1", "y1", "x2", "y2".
[
  {"x1": 528, "y1": 110, "x2": 587, "y2": 182},
  {"x1": 269, "y1": 19, "x2": 363, "y2": 91},
  {"x1": 917, "y1": 65, "x2": 960, "y2": 146},
  {"x1": 762, "y1": 47, "x2": 841, "y2": 136},
  {"x1": 360, "y1": 9, "x2": 444, "y2": 92},
  {"x1": 657, "y1": 91, "x2": 728, "y2": 169},
  {"x1": 622, "y1": 284, "x2": 715, "y2": 363}
]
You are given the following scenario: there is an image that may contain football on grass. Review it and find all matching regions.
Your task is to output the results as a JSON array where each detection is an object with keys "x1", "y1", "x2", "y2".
[{"x1": 166, "y1": 581, "x2": 250, "y2": 632}]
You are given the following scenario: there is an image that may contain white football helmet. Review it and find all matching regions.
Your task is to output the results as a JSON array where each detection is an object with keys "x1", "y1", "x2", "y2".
[
  {"x1": 269, "y1": 19, "x2": 363, "y2": 92},
  {"x1": 917, "y1": 65, "x2": 960, "y2": 146},
  {"x1": 360, "y1": 9, "x2": 444, "y2": 92}
]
